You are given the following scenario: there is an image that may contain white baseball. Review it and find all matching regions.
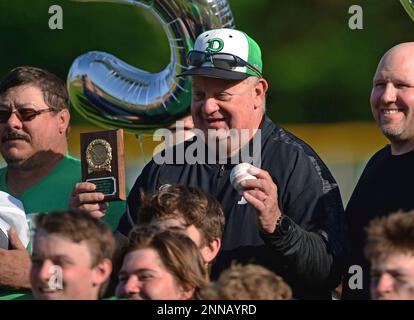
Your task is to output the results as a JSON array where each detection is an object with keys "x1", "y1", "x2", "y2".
[{"x1": 230, "y1": 163, "x2": 257, "y2": 191}]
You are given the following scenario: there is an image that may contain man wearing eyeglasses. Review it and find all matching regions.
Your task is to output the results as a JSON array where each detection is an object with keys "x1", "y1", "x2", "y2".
[
  {"x1": 0, "y1": 66, "x2": 125, "y2": 299},
  {"x1": 71, "y1": 28, "x2": 347, "y2": 299}
]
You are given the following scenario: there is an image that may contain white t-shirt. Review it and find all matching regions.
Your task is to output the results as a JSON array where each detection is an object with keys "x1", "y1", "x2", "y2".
[{"x1": 0, "y1": 191, "x2": 29, "y2": 249}]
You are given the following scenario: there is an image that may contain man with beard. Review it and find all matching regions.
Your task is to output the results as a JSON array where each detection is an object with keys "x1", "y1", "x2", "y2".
[
  {"x1": 343, "y1": 43, "x2": 414, "y2": 299},
  {"x1": 0, "y1": 66, "x2": 124, "y2": 298}
]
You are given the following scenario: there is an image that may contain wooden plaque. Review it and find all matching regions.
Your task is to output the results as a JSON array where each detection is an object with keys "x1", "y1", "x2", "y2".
[{"x1": 80, "y1": 129, "x2": 126, "y2": 201}]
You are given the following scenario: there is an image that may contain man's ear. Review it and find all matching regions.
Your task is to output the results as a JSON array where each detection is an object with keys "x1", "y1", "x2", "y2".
[
  {"x1": 58, "y1": 109, "x2": 70, "y2": 135},
  {"x1": 91, "y1": 258, "x2": 113, "y2": 288},
  {"x1": 253, "y1": 78, "x2": 268, "y2": 109},
  {"x1": 200, "y1": 238, "x2": 221, "y2": 264},
  {"x1": 178, "y1": 286, "x2": 195, "y2": 300}
]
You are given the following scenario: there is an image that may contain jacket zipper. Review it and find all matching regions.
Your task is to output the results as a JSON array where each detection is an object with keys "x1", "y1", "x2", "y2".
[
  {"x1": 216, "y1": 164, "x2": 226, "y2": 190},
  {"x1": 219, "y1": 164, "x2": 225, "y2": 177}
]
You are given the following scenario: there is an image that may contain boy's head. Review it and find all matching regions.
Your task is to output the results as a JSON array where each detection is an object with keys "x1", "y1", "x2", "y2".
[
  {"x1": 200, "y1": 263, "x2": 292, "y2": 300},
  {"x1": 30, "y1": 210, "x2": 116, "y2": 300},
  {"x1": 138, "y1": 185, "x2": 225, "y2": 264},
  {"x1": 116, "y1": 225, "x2": 208, "y2": 300},
  {"x1": 365, "y1": 210, "x2": 414, "y2": 300}
]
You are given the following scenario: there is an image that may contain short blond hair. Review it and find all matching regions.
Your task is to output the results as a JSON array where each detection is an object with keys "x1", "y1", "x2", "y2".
[{"x1": 200, "y1": 263, "x2": 292, "y2": 300}]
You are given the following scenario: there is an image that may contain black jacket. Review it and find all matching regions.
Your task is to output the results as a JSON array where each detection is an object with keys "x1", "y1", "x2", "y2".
[{"x1": 117, "y1": 116, "x2": 347, "y2": 299}]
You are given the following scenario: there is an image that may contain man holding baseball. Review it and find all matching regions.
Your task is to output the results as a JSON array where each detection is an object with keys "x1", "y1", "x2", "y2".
[{"x1": 71, "y1": 28, "x2": 347, "y2": 299}]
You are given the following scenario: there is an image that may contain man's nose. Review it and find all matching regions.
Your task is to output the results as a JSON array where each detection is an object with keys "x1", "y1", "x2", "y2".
[
  {"x1": 202, "y1": 97, "x2": 220, "y2": 115},
  {"x1": 3, "y1": 110, "x2": 23, "y2": 129},
  {"x1": 375, "y1": 273, "x2": 394, "y2": 297},
  {"x1": 124, "y1": 276, "x2": 140, "y2": 294},
  {"x1": 380, "y1": 83, "x2": 397, "y2": 104},
  {"x1": 37, "y1": 260, "x2": 55, "y2": 281}
]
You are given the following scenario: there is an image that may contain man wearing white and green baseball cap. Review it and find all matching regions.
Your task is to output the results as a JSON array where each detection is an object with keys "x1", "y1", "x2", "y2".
[
  {"x1": 75, "y1": 28, "x2": 348, "y2": 299},
  {"x1": 179, "y1": 28, "x2": 263, "y2": 80}
]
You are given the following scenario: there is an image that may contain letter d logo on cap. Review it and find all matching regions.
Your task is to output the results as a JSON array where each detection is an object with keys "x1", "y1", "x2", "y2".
[{"x1": 207, "y1": 38, "x2": 224, "y2": 52}]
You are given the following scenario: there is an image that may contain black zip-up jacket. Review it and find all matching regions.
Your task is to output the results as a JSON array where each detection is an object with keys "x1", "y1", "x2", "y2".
[{"x1": 117, "y1": 116, "x2": 348, "y2": 299}]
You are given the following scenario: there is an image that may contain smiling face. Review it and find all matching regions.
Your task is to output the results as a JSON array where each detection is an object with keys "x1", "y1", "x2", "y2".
[
  {"x1": 30, "y1": 231, "x2": 109, "y2": 300},
  {"x1": 370, "y1": 252, "x2": 414, "y2": 300},
  {"x1": 190, "y1": 76, "x2": 267, "y2": 152},
  {"x1": 0, "y1": 85, "x2": 69, "y2": 168},
  {"x1": 370, "y1": 43, "x2": 414, "y2": 153},
  {"x1": 115, "y1": 248, "x2": 193, "y2": 300}
]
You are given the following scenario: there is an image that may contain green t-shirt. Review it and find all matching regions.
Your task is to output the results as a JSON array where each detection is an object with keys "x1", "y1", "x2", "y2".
[
  {"x1": 0, "y1": 154, "x2": 127, "y2": 300},
  {"x1": 0, "y1": 291, "x2": 33, "y2": 300}
]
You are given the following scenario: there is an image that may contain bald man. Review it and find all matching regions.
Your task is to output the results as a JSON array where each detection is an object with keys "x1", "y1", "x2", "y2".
[{"x1": 343, "y1": 43, "x2": 414, "y2": 299}]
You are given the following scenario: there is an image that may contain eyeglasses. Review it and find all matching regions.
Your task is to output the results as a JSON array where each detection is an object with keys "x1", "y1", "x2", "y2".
[
  {"x1": 187, "y1": 50, "x2": 262, "y2": 78},
  {"x1": 0, "y1": 104, "x2": 56, "y2": 123}
]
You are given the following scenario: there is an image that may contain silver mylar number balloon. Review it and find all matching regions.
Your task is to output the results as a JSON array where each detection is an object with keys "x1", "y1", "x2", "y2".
[
  {"x1": 67, "y1": 0, "x2": 235, "y2": 133},
  {"x1": 401, "y1": 0, "x2": 414, "y2": 21}
]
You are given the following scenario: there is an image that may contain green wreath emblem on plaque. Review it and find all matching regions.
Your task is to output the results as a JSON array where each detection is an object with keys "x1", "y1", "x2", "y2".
[{"x1": 86, "y1": 139, "x2": 112, "y2": 173}]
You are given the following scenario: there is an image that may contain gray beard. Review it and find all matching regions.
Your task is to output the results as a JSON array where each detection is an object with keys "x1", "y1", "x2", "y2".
[{"x1": 381, "y1": 126, "x2": 404, "y2": 142}]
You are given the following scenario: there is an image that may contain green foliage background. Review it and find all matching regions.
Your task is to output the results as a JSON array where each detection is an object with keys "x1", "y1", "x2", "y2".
[{"x1": 0, "y1": 0, "x2": 413, "y2": 125}]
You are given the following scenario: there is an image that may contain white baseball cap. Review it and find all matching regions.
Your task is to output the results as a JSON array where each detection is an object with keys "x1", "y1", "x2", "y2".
[{"x1": 179, "y1": 28, "x2": 263, "y2": 80}]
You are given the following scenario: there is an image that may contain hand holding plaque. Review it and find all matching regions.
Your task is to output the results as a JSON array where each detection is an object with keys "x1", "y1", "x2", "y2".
[{"x1": 80, "y1": 129, "x2": 126, "y2": 201}]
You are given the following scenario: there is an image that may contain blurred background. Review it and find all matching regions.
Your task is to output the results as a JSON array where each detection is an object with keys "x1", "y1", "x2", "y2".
[{"x1": 0, "y1": 0, "x2": 412, "y2": 205}]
